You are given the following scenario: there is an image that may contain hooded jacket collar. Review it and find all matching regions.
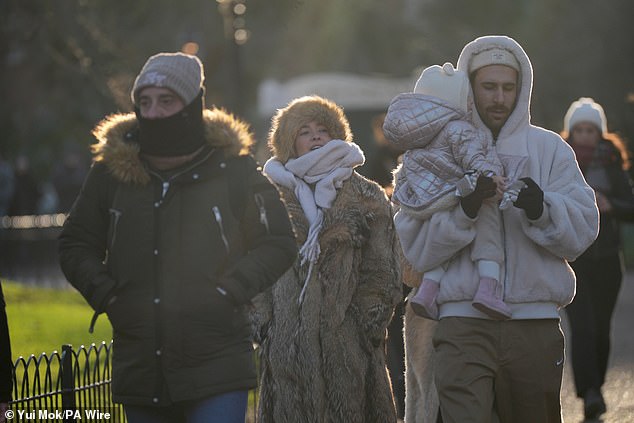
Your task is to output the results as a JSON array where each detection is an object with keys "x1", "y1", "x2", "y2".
[{"x1": 90, "y1": 108, "x2": 254, "y2": 185}]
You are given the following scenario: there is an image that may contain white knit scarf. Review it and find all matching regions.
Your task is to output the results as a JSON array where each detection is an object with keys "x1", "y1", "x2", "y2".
[{"x1": 263, "y1": 139, "x2": 365, "y2": 303}]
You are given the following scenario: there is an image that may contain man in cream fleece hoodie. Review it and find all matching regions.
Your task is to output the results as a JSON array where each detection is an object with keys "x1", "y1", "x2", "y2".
[{"x1": 394, "y1": 35, "x2": 599, "y2": 422}]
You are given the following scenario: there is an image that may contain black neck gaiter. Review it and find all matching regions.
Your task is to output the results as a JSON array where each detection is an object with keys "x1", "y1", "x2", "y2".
[{"x1": 135, "y1": 92, "x2": 205, "y2": 157}]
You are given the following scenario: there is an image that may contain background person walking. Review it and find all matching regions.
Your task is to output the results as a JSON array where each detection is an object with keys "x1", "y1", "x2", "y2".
[{"x1": 562, "y1": 97, "x2": 634, "y2": 420}]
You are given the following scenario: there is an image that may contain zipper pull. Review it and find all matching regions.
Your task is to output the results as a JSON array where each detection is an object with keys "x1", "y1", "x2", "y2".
[
  {"x1": 212, "y1": 206, "x2": 230, "y2": 253},
  {"x1": 107, "y1": 208, "x2": 123, "y2": 257},
  {"x1": 254, "y1": 193, "x2": 270, "y2": 234},
  {"x1": 162, "y1": 181, "x2": 170, "y2": 199},
  {"x1": 88, "y1": 311, "x2": 99, "y2": 334}
]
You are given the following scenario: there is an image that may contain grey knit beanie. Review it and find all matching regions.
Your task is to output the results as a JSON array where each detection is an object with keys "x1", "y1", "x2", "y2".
[{"x1": 131, "y1": 52, "x2": 204, "y2": 105}]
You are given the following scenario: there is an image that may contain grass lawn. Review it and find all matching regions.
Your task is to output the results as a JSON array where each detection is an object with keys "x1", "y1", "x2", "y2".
[
  {"x1": 3, "y1": 279, "x2": 259, "y2": 417},
  {"x1": 2, "y1": 279, "x2": 112, "y2": 360}
]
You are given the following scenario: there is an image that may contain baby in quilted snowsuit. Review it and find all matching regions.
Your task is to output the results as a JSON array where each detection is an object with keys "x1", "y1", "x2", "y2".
[{"x1": 384, "y1": 62, "x2": 515, "y2": 320}]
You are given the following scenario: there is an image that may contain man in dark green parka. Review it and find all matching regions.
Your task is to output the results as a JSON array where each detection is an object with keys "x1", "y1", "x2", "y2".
[{"x1": 58, "y1": 52, "x2": 297, "y2": 423}]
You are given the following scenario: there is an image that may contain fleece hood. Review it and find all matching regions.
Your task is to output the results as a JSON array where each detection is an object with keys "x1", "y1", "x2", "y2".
[
  {"x1": 90, "y1": 108, "x2": 254, "y2": 185},
  {"x1": 457, "y1": 35, "x2": 533, "y2": 159}
]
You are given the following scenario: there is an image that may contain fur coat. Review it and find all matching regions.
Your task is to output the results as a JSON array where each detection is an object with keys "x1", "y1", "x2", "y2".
[{"x1": 251, "y1": 172, "x2": 402, "y2": 423}]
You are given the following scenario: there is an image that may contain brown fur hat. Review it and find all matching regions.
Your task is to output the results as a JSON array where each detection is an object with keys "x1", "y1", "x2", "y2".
[{"x1": 268, "y1": 95, "x2": 353, "y2": 163}]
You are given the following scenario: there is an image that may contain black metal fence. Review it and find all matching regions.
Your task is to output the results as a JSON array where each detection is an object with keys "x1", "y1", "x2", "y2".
[{"x1": 9, "y1": 341, "x2": 125, "y2": 422}]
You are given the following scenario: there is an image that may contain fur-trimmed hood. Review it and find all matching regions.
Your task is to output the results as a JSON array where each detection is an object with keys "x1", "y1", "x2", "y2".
[{"x1": 90, "y1": 108, "x2": 254, "y2": 185}]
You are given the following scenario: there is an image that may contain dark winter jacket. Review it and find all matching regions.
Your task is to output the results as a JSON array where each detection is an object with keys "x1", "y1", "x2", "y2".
[
  {"x1": 58, "y1": 108, "x2": 297, "y2": 406},
  {"x1": 575, "y1": 139, "x2": 634, "y2": 260}
]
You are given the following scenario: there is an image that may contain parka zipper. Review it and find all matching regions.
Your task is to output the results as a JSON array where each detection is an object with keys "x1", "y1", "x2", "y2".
[
  {"x1": 212, "y1": 206, "x2": 230, "y2": 253},
  {"x1": 254, "y1": 193, "x2": 270, "y2": 234},
  {"x1": 146, "y1": 147, "x2": 217, "y2": 199}
]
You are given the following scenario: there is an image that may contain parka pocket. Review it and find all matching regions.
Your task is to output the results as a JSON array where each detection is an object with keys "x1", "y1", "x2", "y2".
[
  {"x1": 181, "y1": 285, "x2": 249, "y2": 362},
  {"x1": 105, "y1": 285, "x2": 149, "y2": 336},
  {"x1": 193, "y1": 286, "x2": 247, "y2": 334}
]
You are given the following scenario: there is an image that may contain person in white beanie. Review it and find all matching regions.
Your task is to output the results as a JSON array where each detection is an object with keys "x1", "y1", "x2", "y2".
[
  {"x1": 390, "y1": 36, "x2": 599, "y2": 423},
  {"x1": 562, "y1": 97, "x2": 634, "y2": 420},
  {"x1": 58, "y1": 51, "x2": 298, "y2": 423},
  {"x1": 250, "y1": 95, "x2": 402, "y2": 423},
  {"x1": 384, "y1": 62, "x2": 523, "y2": 321}
]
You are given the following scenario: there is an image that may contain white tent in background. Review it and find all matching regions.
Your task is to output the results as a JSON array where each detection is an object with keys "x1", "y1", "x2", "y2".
[
  {"x1": 257, "y1": 72, "x2": 416, "y2": 116},
  {"x1": 254, "y1": 71, "x2": 419, "y2": 172}
]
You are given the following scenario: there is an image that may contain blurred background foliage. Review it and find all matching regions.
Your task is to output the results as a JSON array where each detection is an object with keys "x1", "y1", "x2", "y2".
[{"x1": 1, "y1": 0, "x2": 633, "y2": 181}]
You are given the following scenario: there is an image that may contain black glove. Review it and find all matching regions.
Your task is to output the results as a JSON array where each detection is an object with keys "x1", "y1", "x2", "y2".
[
  {"x1": 514, "y1": 177, "x2": 544, "y2": 219},
  {"x1": 460, "y1": 174, "x2": 497, "y2": 218}
]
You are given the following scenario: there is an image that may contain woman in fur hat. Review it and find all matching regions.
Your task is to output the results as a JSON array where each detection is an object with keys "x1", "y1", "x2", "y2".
[
  {"x1": 251, "y1": 95, "x2": 402, "y2": 422},
  {"x1": 59, "y1": 52, "x2": 297, "y2": 423}
]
